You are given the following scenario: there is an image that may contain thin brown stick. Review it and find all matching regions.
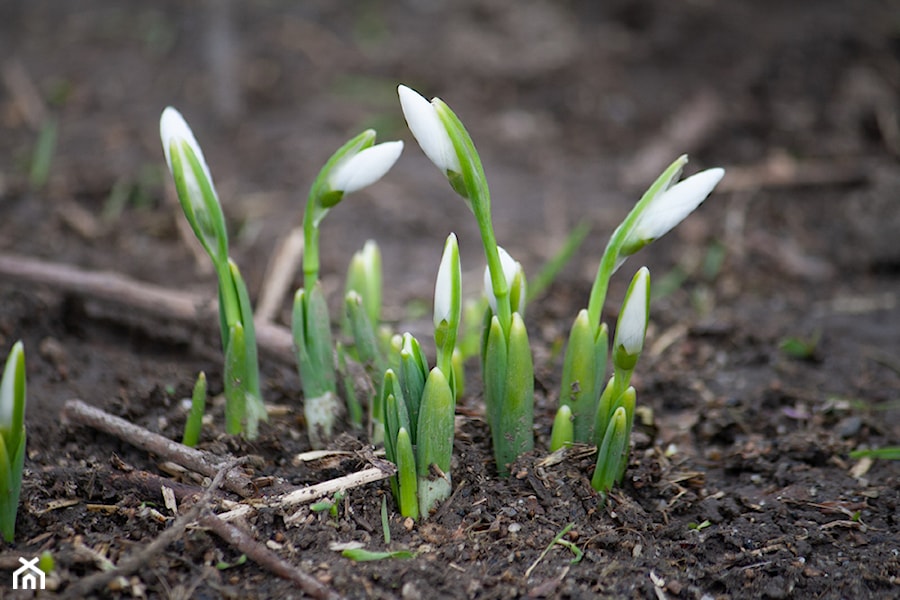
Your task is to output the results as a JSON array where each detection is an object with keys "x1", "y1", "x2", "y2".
[
  {"x1": 62, "y1": 399, "x2": 255, "y2": 498},
  {"x1": 0, "y1": 252, "x2": 294, "y2": 360},
  {"x1": 62, "y1": 458, "x2": 245, "y2": 599},
  {"x1": 256, "y1": 225, "x2": 304, "y2": 323},
  {"x1": 200, "y1": 514, "x2": 344, "y2": 600}
]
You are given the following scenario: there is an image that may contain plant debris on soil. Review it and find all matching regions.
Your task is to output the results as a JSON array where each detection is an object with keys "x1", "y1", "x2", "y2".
[{"x1": 1, "y1": 1, "x2": 899, "y2": 598}]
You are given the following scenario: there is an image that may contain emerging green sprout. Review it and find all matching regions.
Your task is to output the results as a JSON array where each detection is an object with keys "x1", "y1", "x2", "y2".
[
  {"x1": 181, "y1": 371, "x2": 207, "y2": 448},
  {"x1": 160, "y1": 107, "x2": 265, "y2": 439},
  {"x1": 399, "y1": 85, "x2": 534, "y2": 476},
  {"x1": 293, "y1": 131, "x2": 402, "y2": 448},
  {"x1": 0, "y1": 341, "x2": 26, "y2": 542},
  {"x1": 382, "y1": 234, "x2": 460, "y2": 518}
]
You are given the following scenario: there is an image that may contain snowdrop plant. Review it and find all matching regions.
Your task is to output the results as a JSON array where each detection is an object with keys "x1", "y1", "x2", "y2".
[
  {"x1": 293, "y1": 130, "x2": 402, "y2": 448},
  {"x1": 0, "y1": 341, "x2": 26, "y2": 542},
  {"x1": 160, "y1": 107, "x2": 266, "y2": 438},
  {"x1": 399, "y1": 85, "x2": 534, "y2": 476},
  {"x1": 553, "y1": 156, "x2": 724, "y2": 450},
  {"x1": 381, "y1": 233, "x2": 461, "y2": 518}
]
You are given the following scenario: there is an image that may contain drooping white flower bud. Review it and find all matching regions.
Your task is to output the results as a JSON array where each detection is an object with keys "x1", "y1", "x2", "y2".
[
  {"x1": 398, "y1": 85, "x2": 462, "y2": 176},
  {"x1": 622, "y1": 168, "x2": 724, "y2": 256},
  {"x1": 328, "y1": 141, "x2": 404, "y2": 195}
]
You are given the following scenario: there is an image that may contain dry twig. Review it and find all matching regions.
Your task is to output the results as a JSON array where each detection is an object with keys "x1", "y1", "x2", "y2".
[
  {"x1": 0, "y1": 252, "x2": 294, "y2": 360},
  {"x1": 63, "y1": 399, "x2": 256, "y2": 497}
]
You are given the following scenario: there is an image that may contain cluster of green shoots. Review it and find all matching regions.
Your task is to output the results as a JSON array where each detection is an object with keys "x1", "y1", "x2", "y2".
[{"x1": 159, "y1": 84, "x2": 723, "y2": 518}]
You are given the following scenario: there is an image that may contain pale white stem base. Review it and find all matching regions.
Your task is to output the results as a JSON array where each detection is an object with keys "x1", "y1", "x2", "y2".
[{"x1": 304, "y1": 391, "x2": 340, "y2": 450}]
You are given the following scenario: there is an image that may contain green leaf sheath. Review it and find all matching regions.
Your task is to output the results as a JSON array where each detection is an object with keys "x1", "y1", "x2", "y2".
[
  {"x1": 494, "y1": 313, "x2": 534, "y2": 476},
  {"x1": 398, "y1": 335, "x2": 428, "y2": 445},
  {"x1": 396, "y1": 427, "x2": 419, "y2": 520},
  {"x1": 416, "y1": 368, "x2": 454, "y2": 477},
  {"x1": 614, "y1": 387, "x2": 636, "y2": 483},
  {"x1": 224, "y1": 322, "x2": 247, "y2": 436},
  {"x1": 292, "y1": 285, "x2": 337, "y2": 399},
  {"x1": 482, "y1": 315, "x2": 507, "y2": 436},
  {"x1": 591, "y1": 406, "x2": 628, "y2": 493},
  {"x1": 560, "y1": 310, "x2": 608, "y2": 442},
  {"x1": 346, "y1": 291, "x2": 386, "y2": 390},
  {"x1": 229, "y1": 260, "x2": 265, "y2": 430}
]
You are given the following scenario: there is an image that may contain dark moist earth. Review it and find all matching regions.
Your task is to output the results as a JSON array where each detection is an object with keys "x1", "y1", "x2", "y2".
[{"x1": 2, "y1": 1, "x2": 900, "y2": 598}]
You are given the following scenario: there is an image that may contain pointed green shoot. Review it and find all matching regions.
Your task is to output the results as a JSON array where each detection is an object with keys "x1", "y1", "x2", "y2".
[
  {"x1": 398, "y1": 334, "x2": 428, "y2": 445},
  {"x1": 395, "y1": 427, "x2": 419, "y2": 520},
  {"x1": 346, "y1": 291, "x2": 386, "y2": 390},
  {"x1": 182, "y1": 371, "x2": 207, "y2": 447},
  {"x1": 345, "y1": 240, "x2": 383, "y2": 329},
  {"x1": 549, "y1": 404, "x2": 574, "y2": 452},
  {"x1": 591, "y1": 406, "x2": 628, "y2": 494}
]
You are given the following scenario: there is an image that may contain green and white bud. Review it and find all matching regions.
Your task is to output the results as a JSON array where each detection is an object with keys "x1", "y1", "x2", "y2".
[
  {"x1": 328, "y1": 140, "x2": 403, "y2": 196},
  {"x1": 484, "y1": 246, "x2": 525, "y2": 316},
  {"x1": 398, "y1": 85, "x2": 462, "y2": 180},
  {"x1": 613, "y1": 267, "x2": 650, "y2": 373},
  {"x1": 621, "y1": 166, "x2": 724, "y2": 258}
]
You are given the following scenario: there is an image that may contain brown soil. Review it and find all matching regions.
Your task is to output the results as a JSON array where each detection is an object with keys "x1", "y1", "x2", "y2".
[{"x1": 1, "y1": 1, "x2": 899, "y2": 598}]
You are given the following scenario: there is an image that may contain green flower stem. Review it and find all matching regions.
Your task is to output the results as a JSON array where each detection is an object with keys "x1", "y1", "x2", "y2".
[
  {"x1": 302, "y1": 213, "x2": 321, "y2": 287},
  {"x1": 434, "y1": 102, "x2": 511, "y2": 333}
]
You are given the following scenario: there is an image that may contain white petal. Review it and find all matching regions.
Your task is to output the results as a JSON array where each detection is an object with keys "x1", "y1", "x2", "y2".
[
  {"x1": 483, "y1": 246, "x2": 520, "y2": 313},
  {"x1": 631, "y1": 168, "x2": 724, "y2": 244},
  {"x1": 329, "y1": 141, "x2": 403, "y2": 194},
  {"x1": 434, "y1": 233, "x2": 459, "y2": 327},
  {"x1": 616, "y1": 267, "x2": 649, "y2": 355},
  {"x1": 159, "y1": 107, "x2": 212, "y2": 181},
  {"x1": 159, "y1": 107, "x2": 218, "y2": 206},
  {"x1": 398, "y1": 85, "x2": 461, "y2": 174}
]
